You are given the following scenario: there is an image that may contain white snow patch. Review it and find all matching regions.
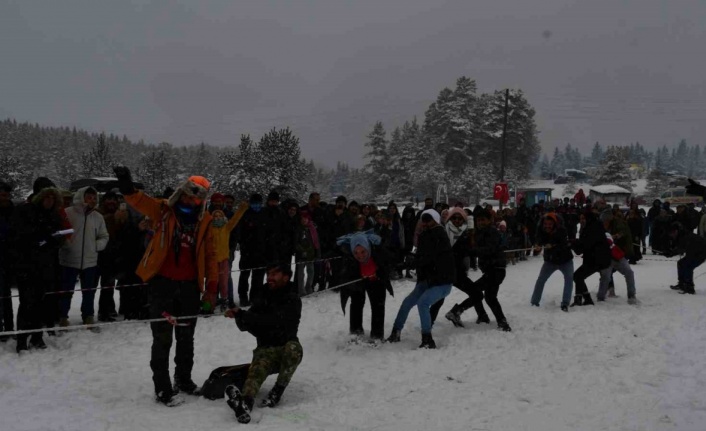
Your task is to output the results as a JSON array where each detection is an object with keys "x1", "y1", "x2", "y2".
[{"x1": 2, "y1": 255, "x2": 706, "y2": 430}]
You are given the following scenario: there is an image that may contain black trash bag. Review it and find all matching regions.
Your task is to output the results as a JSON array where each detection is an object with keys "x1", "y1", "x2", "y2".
[{"x1": 201, "y1": 364, "x2": 251, "y2": 400}]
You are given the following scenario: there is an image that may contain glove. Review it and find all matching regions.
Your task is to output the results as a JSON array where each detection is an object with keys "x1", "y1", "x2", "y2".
[
  {"x1": 113, "y1": 165, "x2": 136, "y2": 195},
  {"x1": 685, "y1": 178, "x2": 706, "y2": 198},
  {"x1": 200, "y1": 285, "x2": 217, "y2": 314}
]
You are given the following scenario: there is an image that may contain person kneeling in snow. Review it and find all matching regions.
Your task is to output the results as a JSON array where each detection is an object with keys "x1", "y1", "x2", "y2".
[{"x1": 224, "y1": 264, "x2": 303, "y2": 424}]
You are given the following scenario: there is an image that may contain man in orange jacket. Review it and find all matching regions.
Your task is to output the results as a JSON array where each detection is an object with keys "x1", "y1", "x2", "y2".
[{"x1": 114, "y1": 166, "x2": 219, "y2": 407}]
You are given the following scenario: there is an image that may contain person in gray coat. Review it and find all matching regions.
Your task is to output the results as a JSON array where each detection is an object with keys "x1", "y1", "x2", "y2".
[{"x1": 58, "y1": 187, "x2": 109, "y2": 328}]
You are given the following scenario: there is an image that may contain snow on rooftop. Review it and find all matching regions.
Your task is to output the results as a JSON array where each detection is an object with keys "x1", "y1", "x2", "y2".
[{"x1": 590, "y1": 185, "x2": 631, "y2": 194}]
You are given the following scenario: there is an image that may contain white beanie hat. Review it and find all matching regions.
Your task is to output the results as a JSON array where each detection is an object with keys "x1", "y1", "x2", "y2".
[{"x1": 421, "y1": 209, "x2": 441, "y2": 224}]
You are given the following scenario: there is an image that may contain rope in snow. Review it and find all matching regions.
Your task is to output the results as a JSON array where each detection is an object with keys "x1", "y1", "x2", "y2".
[
  {"x1": 0, "y1": 313, "x2": 215, "y2": 337},
  {"x1": 0, "y1": 277, "x2": 365, "y2": 337},
  {"x1": 228, "y1": 256, "x2": 342, "y2": 274}
]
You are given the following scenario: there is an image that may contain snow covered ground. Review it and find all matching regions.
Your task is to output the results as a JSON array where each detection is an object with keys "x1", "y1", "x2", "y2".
[{"x1": 2, "y1": 253, "x2": 706, "y2": 431}]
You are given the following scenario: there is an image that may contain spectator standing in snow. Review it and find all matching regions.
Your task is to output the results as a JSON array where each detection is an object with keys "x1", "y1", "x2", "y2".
[
  {"x1": 58, "y1": 187, "x2": 109, "y2": 330},
  {"x1": 646, "y1": 199, "x2": 662, "y2": 251},
  {"x1": 626, "y1": 208, "x2": 644, "y2": 264},
  {"x1": 322, "y1": 196, "x2": 355, "y2": 288},
  {"x1": 210, "y1": 204, "x2": 248, "y2": 310},
  {"x1": 401, "y1": 206, "x2": 417, "y2": 278},
  {"x1": 224, "y1": 264, "x2": 303, "y2": 424},
  {"x1": 10, "y1": 185, "x2": 66, "y2": 353},
  {"x1": 295, "y1": 210, "x2": 320, "y2": 296},
  {"x1": 97, "y1": 191, "x2": 127, "y2": 322},
  {"x1": 236, "y1": 193, "x2": 267, "y2": 306},
  {"x1": 114, "y1": 166, "x2": 219, "y2": 407},
  {"x1": 0, "y1": 181, "x2": 15, "y2": 340},
  {"x1": 574, "y1": 188, "x2": 586, "y2": 207},
  {"x1": 387, "y1": 209, "x2": 455, "y2": 348},
  {"x1": 386, "y1": 202, "x2": 405, "y2": 279},
  {"x1": 114, "y1": 210, "x2": 150, "y2": 320},
  {"x1": 337, "y1": 231, "x2": 393, "y2": 342},
  {"x1": 530, "y1": 213, "x2": 574, "y2": 312}
]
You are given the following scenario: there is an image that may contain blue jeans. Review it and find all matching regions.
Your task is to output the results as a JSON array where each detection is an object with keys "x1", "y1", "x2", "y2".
[
  {"x1": 678, "y1": 257, "x2": 705, "y2": 284},
  {"x1": 598, "y1": 259, "x2": 636, "y2": 299},
  {"x1": 60, "y1": 266, "x2": 99, "y2": 319},
  {"x1": 531, "y1": 260, "x2": 574, "y2": 307},
  {"x1": 393, "y1": 281, "x2": 452, "y2": 334}
]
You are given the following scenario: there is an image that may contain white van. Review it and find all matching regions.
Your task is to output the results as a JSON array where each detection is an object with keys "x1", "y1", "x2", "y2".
[{"x1": 660, "y1": 188, "x2": 703, "y2": 206}]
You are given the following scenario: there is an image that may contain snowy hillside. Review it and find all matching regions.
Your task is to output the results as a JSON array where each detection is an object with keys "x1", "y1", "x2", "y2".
[{"x1": 2, "y1": 254, "x2": 706, "y2": 431}]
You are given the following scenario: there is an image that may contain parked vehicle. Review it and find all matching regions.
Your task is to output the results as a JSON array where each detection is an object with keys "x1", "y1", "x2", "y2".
[{"x1": 660, "y1": 188, "x2": 703, "y2": 206}]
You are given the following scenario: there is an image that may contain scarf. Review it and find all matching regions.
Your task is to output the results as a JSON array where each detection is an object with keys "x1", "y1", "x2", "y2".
[
  {"x1": 445, "y1": 222, "x2": 468, "y2": 247},
  {"x1": 306, "y1": 219, "x2": 320, "y2": 250}
]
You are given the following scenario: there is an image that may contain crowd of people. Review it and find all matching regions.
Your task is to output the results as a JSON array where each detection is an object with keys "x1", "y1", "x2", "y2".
[{"x1": 0, "y1": 171, "x2": 705, "y2": 423}]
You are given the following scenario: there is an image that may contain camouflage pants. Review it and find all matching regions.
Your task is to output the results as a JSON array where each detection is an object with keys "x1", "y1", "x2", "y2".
[{"x1": 243, "y1": 340, "x2": 303, "y2": 399}]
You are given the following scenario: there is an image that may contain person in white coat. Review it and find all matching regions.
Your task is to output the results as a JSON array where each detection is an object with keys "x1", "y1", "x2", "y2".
[{"x1": 58, "y1": 187, "x2": 109, "y2": 328}]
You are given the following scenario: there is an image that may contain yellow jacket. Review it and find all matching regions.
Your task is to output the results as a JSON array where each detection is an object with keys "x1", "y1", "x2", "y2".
[{"x1": 212, "y1": 204, "x2": 248, "y2": 262}]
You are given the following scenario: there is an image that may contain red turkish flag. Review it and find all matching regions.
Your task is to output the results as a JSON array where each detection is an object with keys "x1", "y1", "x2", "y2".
[{"x1": 494, "y1": 182, "x2": 510, "y2": 204}]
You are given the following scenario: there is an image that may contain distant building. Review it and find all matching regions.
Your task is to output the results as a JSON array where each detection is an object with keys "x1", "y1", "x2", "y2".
[{"x1": 589, "y1": 185, "x2": 631, "y2": 205}]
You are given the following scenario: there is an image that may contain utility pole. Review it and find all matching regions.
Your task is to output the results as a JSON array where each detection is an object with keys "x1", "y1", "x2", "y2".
[
  {"x1": 499, "y1": 89, "x2": 510, "y2": 210},
  {"x1": 500, "y1": 88, "x2": 510, "y2": 182}
]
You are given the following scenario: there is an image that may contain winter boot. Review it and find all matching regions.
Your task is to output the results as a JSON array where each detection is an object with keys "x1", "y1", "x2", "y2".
[
  {"x1": 476, "y1": 313, "x2": 491, "y2": 324},
  {"x1": 670, "y1": 282, "x2": 685, "y2": 291},
  {"x1": 582, "y1": 293, "x2": 595, "y2": 306},
  {"x1": 174, "y1": 375, "x2": 200, "y2": 395},
  {"x1": 498, "y1": 319, "x2": 512, "y2": 332},
  {"x1": 679, "y1": 283, "x2": 696, "y2": 295},
  {"x1": 30, "y1": 334, "x2": 47, "y2": 350},
  {"x1": 83, "y1": 316, "x2": 101, "y2": 333},
  {"x1": 155, "y1": 390, "x2": 185, "y2": 407},
  {"x1": 444, "y1": 305, "x2": 464, "y2": 328},
  {"x1": 261, "y1": 383, "x2": 286, "y2": 408},
  {"x1": 98, "y1": 314, "x2": 116, "y2": 322},
  {"x1": 627, "y1": 295, "x2": 639, "y2": 304},
  {"x1": 607, "y1": 287, "x2": 618, "y2": 298},
  {"x1": 16, "y1": 335, "x2": 29, "y2": 354},
  {"x1": 570, "y1": 295, "x2": 583, "y2": 307},
  {"x1": 560, "y1": 304, "x2": 569, "y2": 312},
  {"x1": 419, "y1": 333, "x2": 436, "y2": 349},
  {"x1": 226, "y1": 385, "x2": 254, "y2": 424},
  {"x1": 386, "y1": 329, "x2": 401, "y2": 343}
]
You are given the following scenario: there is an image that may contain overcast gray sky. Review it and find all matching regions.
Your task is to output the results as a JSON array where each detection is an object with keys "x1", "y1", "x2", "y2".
[{"x1": 2, "y1": 0, "x2": 705, "y2": 167}]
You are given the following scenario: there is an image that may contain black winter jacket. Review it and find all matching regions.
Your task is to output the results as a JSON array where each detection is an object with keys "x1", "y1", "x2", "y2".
[
  {"x1": 536, "y1": 226, "x2": 573, "y2": 265},
  {"x1": 572, "y1": 217, "x2": 611, "y2": 269},
  {"x1": 236, "y1": 209, "x2": 267, "y2": 261},
  {"x1": 235, "y1": 282, "x2": 302, "y2": 348},
  {"x1": 668, "y1": 232, "x2": 706, "y2": 261},
  {"x1": 473, "y1": 226, "x2": 507, "y2": 272},
  {"x1": 416, "y1": 225, "x2": 455, "y2": 285},
  {"x1": 10, "y1": 200, "x2": 65, "y2": 279},
  {"x1": 338, "y1": 246, "x2": 394, "y2": 312}
]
